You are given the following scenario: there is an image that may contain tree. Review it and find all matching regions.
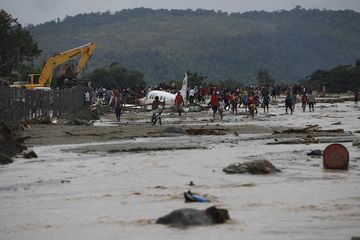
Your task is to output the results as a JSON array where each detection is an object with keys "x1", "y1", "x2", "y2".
[
  {"x1": 256, "y1": 70, "x2": 275, "y2": 87},
  {"x1": 0, "y1": 10, "x2": 41, "y2": 79},
  {"x1": 219, "y1": 79, "x2": 242, "y2": 89},
  {"x1": 186, "y1": 71, "x2": 207, "y2": 87},
  {"x1": 301, "y1": 62, "x2": 360, "y2": 93},
  {"x1": 89, "y1": 63, "x2": 146, "y2": 89}
]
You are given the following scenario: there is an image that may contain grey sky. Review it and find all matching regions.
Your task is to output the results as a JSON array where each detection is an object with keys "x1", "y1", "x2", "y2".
[{"x1": 1, "y1": 0, "x2": 360, "y2": 25}]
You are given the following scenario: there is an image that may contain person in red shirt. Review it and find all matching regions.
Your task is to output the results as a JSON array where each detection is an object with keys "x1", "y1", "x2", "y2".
[
  {"x1": 175, "y1": 91, "x2": 185, "y2": 116},
  {"x1": 211, "y1": 92, "x2": 219, "y2": 119},
  {"x1": 301, "y1": 92, "x2": 308, "y2": 112}
]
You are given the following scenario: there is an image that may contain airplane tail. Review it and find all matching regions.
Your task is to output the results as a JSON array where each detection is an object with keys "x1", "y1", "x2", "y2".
[{"x1": 180, "y1": 73, "x2": 188, "y2": 100}]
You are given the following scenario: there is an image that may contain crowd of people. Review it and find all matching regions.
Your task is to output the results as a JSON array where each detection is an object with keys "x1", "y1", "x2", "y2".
[
  {"x1": 189, "y1": 84, "x2": 316, "y2": 119},
  {"x1": 85, "y1": 83, "x2": 358, "y2": 122}
]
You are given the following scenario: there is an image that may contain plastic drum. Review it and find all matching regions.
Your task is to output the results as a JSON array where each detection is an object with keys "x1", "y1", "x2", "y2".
[{"x1": 323, "y1": 144, "x2": 349, "y2": 170}]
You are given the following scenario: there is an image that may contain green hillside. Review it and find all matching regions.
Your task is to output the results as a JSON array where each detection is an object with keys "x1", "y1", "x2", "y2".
[{"x1": 28, "y1": 7, "x2": 360, "y2": 84}]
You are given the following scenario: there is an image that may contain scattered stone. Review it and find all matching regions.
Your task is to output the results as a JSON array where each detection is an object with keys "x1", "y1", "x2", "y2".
[
  {"x1": 23, "y1": 149, "x2": 38, "y2": 159},
  {"x1": 223, "y1": 160, "x2": 280, "y2": 174},
  {"x1": 156, "y1": 206, "x2": 230, "y2": 227},
  {"x1": 307, "y1": 149, "x2": 323, "y2": 156},
  {"x1": 353, "y1": 138, "x2": 360, "y2": 147}
]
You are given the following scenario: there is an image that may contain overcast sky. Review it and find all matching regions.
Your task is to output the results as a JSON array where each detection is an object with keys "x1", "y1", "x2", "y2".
[{"x1": 1, "y1": 0, "x2": 360, "y2": 25}]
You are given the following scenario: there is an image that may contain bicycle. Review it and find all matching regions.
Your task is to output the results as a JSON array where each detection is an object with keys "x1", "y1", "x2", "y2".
[{"x1": 151, "y1": 108, "x2": 163, "y2": 125}]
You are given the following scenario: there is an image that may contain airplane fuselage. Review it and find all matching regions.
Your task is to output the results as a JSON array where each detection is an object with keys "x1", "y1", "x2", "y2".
[
  {"x1": 139, "y1": 90, "x2": 177, "y2": 106},
  {"x1": 139, "y1": 73, "x2": 188, "y2": 107}
]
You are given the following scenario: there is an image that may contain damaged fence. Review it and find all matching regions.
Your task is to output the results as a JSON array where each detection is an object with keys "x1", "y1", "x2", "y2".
[{"x1": 0, "y1": 86, "x2": 88, "y2": 121}]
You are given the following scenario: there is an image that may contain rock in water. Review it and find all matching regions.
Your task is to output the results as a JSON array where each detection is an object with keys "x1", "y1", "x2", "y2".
[
  {"x1": 156, "y1": 206, "x2": 230, "y2": 227},
  {"x1": 307, "y1": 149, "x2": 323, "y2": 156},
  {"x1": 223, "y1": 160, "x2": 280, "y2": 174},
  {"x1": 23, "y1": 149, "x2": 38, "y2": 159},
  {"x1": 353, "y1": 138, "x2": 360, "y2": 147}
]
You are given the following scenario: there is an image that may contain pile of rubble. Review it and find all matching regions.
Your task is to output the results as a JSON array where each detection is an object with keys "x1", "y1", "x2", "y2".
[{"x1": 0, "y1": 122, "x2": 27, "y2": 164}]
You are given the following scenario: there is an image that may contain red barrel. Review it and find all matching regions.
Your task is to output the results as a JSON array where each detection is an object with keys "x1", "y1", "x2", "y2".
[{"x1": 323, "y1": 144, "x2": 349, "y2": 170}]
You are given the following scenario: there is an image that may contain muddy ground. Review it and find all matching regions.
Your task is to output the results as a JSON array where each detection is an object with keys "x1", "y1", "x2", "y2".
[{"x1": 24, "y1": 111, "x2": 276, "y2": 147}]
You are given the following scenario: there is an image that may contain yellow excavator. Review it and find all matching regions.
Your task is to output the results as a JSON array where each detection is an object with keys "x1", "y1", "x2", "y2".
[{"x1": 10, "y1": 42, "x2": 96, "y2": 90}]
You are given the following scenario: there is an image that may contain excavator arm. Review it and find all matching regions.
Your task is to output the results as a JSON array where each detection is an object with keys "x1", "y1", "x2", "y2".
[
  {"x1": 74, "y1": 43, "x2": 96, "y2": 79},
  {"x1": 11, "y1": 42, "x2": 96, "y2": 90}
]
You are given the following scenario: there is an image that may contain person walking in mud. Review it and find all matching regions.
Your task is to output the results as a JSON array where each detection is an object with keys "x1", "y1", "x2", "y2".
[
  {"x1": 262, "y1": 92, "x2": 270, "y2": 113},
  {"x1": 301, "y1": 92, "x2": 308, "y2": 112},
  {"x1": 210, "y1": 92, "x2": 219, "y2": 119},
  {"x1": 113, "y1": 91, "x2": 123, "y2": 121},
  {"x1": 218, "y1": 96, "x2": 225, "y2": 120},
  {"x1": 291, "y1": 93, "x2": 297, "y2": 112},
  {"x1": 354, "y1": 90, "x2": 359, "y2": 104},
  {"x1": 230, "y1": 92, "x2": 238, "y2": 115},
  {"x1": 175, "y1": 91, "x2": 185, "y2": 116},
  {"x1": 248, "y1": 92, "x2": 257, "y2": 117},
  {"x1": 307, "y1": 91, "x2": 316, "y2": 112},
  {"x1": 249, "y1": 101, "x2": 257, "y2": 118},
  {"x1": 285, "y1": 92, "x2": 293, "y2": 114}
]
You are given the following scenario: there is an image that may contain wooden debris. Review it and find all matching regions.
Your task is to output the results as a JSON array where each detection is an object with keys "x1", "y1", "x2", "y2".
[
  {"x1": 185, "y1": 127, "x2": 226, "y2": 135},
  {"x1": 273, "y1": 125, "x2": 320, "y2": 134},
  {"x1": 267, "y1": 136, "x2": 354, "y2": 145}
]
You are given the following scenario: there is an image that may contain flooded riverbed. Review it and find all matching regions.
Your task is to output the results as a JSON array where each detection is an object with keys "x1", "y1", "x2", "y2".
[{"x1": 1, "y1": 101, "x2": 360, "y2": 240}]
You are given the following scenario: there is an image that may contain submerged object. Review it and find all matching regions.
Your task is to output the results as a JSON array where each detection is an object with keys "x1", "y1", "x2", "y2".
[
  {"x1": 156, "y1": 206, "x2": 230, "y2": 227},
  {"x1": 323, "y1": 143, "x2": 349, "y2": 170},
  {"x1": 184, "y1": 190, "x2": 209, "y2": 203}
]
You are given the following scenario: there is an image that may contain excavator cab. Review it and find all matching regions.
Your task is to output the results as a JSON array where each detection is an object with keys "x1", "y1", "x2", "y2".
[
  {"x1": 29, "y1": 74, "x2": 41, "y2": 85},
  {"x1": 58, "y1": 63, "x2": 77, "y2": 88}
]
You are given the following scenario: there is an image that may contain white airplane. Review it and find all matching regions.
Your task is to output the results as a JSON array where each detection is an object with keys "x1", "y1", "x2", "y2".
[{"x1": 139, "y1": 73, "x2": 188, "y2": 106}]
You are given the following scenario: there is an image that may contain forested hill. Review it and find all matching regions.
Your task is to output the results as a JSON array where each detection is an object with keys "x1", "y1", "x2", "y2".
[{"x1": 28, "y1": 7, "x2": 360, "y2": 84}]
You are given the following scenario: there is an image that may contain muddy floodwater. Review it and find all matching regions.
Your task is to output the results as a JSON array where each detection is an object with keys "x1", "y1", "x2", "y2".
[{"x1": 1, "y1": 100, "x2": 360, "y2": 240}]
